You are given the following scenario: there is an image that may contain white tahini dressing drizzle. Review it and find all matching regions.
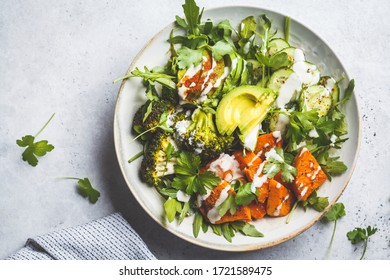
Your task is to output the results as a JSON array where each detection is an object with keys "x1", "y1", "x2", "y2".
[
  {"x1": 292, "y1": 61, "x2": 320, "y2": 85},
  {"x1": 309, "y1": 128, "x2": 319, "y2": 138},
  {"x1": 208, "y1": 153, "x2": 244, "y2": 181},
  {"x1": 275, "y1": 113, "x2": 290, "y2": 134},
  {"x1": 276, "y1": 72, "x2": 302, "y2": 108},
  {"x1": 243, "y1": 124, "x2": 260, "y2": 151},
  {"x1": 176, "y1": 190, "x2": 191, "y2": 203},
  {"x1": 265, "y1": 148, "x2": 283, "y2": 162},
  {"x1": 273, "y1": 195, "x2": 289, "y2": 216},
  {"x1": 251, "y1": 162, "x2": 267, "y2": 193},
  {"x1": 272, "y1": 131, "x2": 282, "y2": 143},
  {"x1": 293, "y1": 49, "x2": 305, "y2": 62}
]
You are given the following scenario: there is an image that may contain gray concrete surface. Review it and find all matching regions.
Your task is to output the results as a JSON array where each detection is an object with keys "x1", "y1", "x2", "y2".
[{"x1": 0, "y1": 0, "x2": 389, "y2": 259}]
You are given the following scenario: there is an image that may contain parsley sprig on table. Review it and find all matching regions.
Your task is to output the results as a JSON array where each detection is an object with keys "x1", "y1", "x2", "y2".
[
  {"x1": 16, "y1": 113, "x2": 55, "y2": 167},
  {"x1": 347, "y1": 225, "x2": 378, "y2": 260},
  {"x1": 323, "y1": 202, "x2": 346, "y2": 257},
  {"x1": 63, "y1": 177, "x2": 101, "y2": 204}
]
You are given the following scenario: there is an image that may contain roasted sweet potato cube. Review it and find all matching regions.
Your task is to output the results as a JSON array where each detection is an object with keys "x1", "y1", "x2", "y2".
[
  {"x1": 199, "y1": 180, "x2": 251, "y2": 224},
  {"x1": 233, "y1": 150, "x2": 262, "y2": 170},
  {"x1": 244, "y1": 162, "x2": 269, "y2": 203},
  {"x1": 266, "y1": 179, "x2": 295, "y2": 217},
  {"x1": 292, "y1": 147, "x2": 327, "y2": 201},
  {"x1": 215, "y1": 205, "x2": 252, "y2": 224},
  {"x1": 273, "y1": 171, "x2": 293, "y2": 189},
  {"x1": 254, "y1": 132, "x2": 283, "y2": 160},
  {"x1": 248, "y1": 201, "x2": 267, "y2": 220}
]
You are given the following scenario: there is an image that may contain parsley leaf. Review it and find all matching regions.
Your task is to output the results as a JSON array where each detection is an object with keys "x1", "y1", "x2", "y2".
[
  {"x1": 347, "y1": 225, "x2": 377, "y2": 260},
  {"x1": 172, "y1": 151, "x2": 220, "y2": 195},
  {"x1": 302, "y1": 191, "x2": 329, "y2": 212},
  {"x1": 285, "y1": 110, "x2": 319, "y2": 151},
  {"x1": 263, "y1": 148, "x2": 297, "y2": 183},
  {"x1": 211, "y1": 41, "x2": 234, "y2": 60},
  {"x1": 16, "y1": 113, "x2": 55, "y2": 167},
  {"x1": 177, "y1": 46, "x2": 203, "y2": 69},
  {"x1": 317, "y1": 152, "x2": 348, "y2": 180},
  {"x1": 235, "y1": 182, "x2": 257, "y2": 206},
  {"x1": 323, "y1": 202, "x2": 346, "y2": 258},
  {"x1": 64, "y1": 177, "x2": 101, "y2": 204}
]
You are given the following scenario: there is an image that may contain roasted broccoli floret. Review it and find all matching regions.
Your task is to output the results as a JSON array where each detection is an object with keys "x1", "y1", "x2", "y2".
[
  {"x1": 132, "y1": 101, "x2": 175, "y2": 133},
  {"x1": 140, "y1": 132, "x2": 177, "y2": 188},
  {"x1": 175, "y1": 108, "x2": 235, "y2": 162}
]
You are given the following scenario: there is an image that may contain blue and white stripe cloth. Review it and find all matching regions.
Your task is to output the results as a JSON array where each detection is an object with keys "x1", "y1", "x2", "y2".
[{"x1": 7, "y1": 213, "x2": 156, "y2": 260}]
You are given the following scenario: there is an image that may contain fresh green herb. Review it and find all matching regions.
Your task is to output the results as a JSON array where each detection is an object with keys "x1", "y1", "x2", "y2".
[
  {"x1": 323, "y1": 202, "x2": 346, "y2": 257},
  {"x1": 263, "y1": 148, "x2": 297, "y2": 183},
  {"x1": 218, "y1": 193, "x2": 237, "y2": 216},
  {"x1": 193, "y1": 211, "x2": 204, "y2": 237},
  {"x1": 284, "y1": 16, "x2": 290, "y2": 43},
  {"x1": 180, "y1": 0, "x2": 203, "y2": 35},
  {"x1": 221, "y1": 223, "x2": 235, "y2": 242},
  {"x1": 177, "y1": 47, "x2": 203, "y2": 69},
  {"x1": 114, "y1": 66, "x2": 176, "y2": 89},
  {"x1": 230, "y1": 222, "x2": 264, "y2": 237},
  {"x1": 128, "y1": 151, "x2": 144, "y2": 163},
  {"x1": 240, "y1": 16, "x2": 257, "y2": 40},
  {"x1": 179, "y1": 201, "x2": 190, "y2": 224},
  {"x1": 16, "y1": 113, "x2": 55, "y2": 167},
  {"x1": 284, "y1": 109, "x2": 319, "y2": 152},
  {"x1": 317, "y1": 152, "x2": 348, "y2": 180},
  {"x1": 334, "y1": 79, "x2": 355, "y2": 107},
  {"x1": 131, "y1": 111, "x2": 173, "y2": 143},
  {"x1": 302, "y1": 191, "x2": 329, "y2": 212},
  {"x1": 220, "y1": 222, "x2": 264, "y2": 242},
  {"x1": 211, "y1": 41, "x2": 234, "y2": 60},
  {"x1": 172, "y1": 151, "x2": 220, "y2": 195},
  {"x1": 286, "y1": 191, "x2": 329, "y2": 224},
  {"x1": 63, "y1": 177, "x2": 101, "y2": 204},
  {"x1": 164, "y1": 197, "x2": 182, "y2": 223},
  {"x1": 235, "y1": 182, "x2": 257, "y2": 206},
  {"x1": 347, "y1": 226, "x2": 378, "y2": 260}
]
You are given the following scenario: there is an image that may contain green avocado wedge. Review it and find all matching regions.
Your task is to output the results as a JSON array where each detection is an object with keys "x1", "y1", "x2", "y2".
[{"x1": 216, "y1": 85, "x2": 278, "y2": 139}]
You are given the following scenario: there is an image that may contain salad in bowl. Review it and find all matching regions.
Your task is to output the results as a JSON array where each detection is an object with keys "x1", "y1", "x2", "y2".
[{"x1": 114, "y1": 0, "x2": 357, "y2": 248}]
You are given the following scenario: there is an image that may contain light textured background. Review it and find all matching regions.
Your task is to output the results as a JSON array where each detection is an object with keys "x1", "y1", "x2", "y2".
[{"x1": 0, "y1": 0, "x2": 389, "y2": 259}]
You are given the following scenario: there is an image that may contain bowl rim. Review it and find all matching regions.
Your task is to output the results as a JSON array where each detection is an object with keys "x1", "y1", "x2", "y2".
[{"x1": 113, "y1": 5, "x2": 362, "y2": 252}]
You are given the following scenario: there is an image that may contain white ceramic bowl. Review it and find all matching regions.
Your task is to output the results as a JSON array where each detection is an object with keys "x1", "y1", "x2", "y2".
[{"x1": 114, "y1": 6, "x2": 360, "y2": 251}]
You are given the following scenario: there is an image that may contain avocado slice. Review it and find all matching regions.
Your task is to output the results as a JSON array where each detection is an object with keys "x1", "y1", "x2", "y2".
[{"x1": 216, "y1": 85, "x2": 278, "y2": 139}]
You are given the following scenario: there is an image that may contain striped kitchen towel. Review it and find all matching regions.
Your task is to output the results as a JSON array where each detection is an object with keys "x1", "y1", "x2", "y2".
[{"x1": 6, "y1": 213, "x2": 156, "y2": 260}]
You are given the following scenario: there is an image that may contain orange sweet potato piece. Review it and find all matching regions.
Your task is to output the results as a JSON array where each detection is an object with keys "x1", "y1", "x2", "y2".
[
  {"x1": 292, "y1": 147, "x2": 327, "y2": 201},
  {"x1": 216, "y1": 205, "x2": 252, "y2": 224},
  {"x1": 248, "y1": 201, "x2": 267, "y2": 220},
  {"x1": 266, "y1": 179, "x2": 295, "y2": 217},
  {"x1": 254, "y1": 132, "x2": 283, "y2": 160},
  {"x1": 199, "y1": 180, "x2": 251, "y2": 224},
  {"x1": 273, "y1": 171, "x2": 293, "y2": 189},
  {"x1": 233, "y1": 150, "x2": 262, "y2": 170}
]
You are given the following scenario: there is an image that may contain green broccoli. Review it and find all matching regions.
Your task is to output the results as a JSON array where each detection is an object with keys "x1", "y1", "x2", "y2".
[
  {"x1": 140, "y1": 132, "x2": 177, "y2": 188},
  {"x1": 132, "y1": 101, "x2": 175, "y2": 134},
  {"x1": 175, "y1": 108, "x2": 236, "y2": 163}
]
